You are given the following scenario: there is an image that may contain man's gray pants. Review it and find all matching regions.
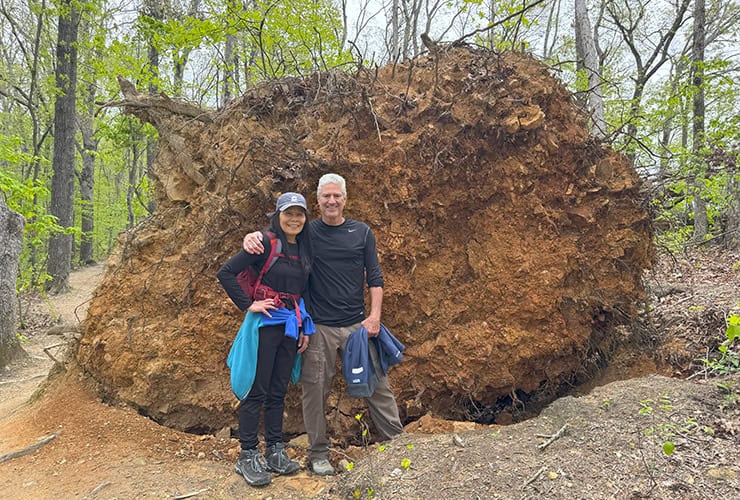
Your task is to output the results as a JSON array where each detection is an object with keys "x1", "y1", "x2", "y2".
[{"x1": 301, "y1": 322, "x2": 403, "y2": 462}]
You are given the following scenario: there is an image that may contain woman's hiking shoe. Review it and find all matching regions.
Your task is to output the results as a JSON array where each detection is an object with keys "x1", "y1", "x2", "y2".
[
  {"x1": 235, "y1": 449, "x2": 271, "y2": 487},
  {"x1": 311, "y1": 458, "x2": 336, "y2": 476},
  {"x1": 264, "y1": 442, "x2": 300, "y2": 475}
]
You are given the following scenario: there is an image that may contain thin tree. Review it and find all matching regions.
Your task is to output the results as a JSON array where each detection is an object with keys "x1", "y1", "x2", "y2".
[
  {"x1": 47, "y1": 0, "x2": 80, "y2": 293},
  {"x1": 144, "y1": 0, "x2": 160, "y2": 205},
  {"x1": 575, "y1": 0, "x2": 606, "y2": 138},
  {"x1": 77, "y1": 71, "x2": 98, "y2": 265},
  {"x1": 691, "y1": 0, "x2": 708, "y2": 241},
  {"x1": 172, "y1": 0, "x2": 203, "y2": 96}
]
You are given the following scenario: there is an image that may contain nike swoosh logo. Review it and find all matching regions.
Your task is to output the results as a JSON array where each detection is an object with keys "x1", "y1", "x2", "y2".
[{"x1": 348, "y1": 229, "x2": 356, "y2": 232}]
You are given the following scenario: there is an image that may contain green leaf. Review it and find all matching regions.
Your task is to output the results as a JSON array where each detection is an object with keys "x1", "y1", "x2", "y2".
[
  {"x1": 726, "y1": 323, "x2": 740, "y2": 342},
  {"x1": 663, "y1": 441, "x2": 675, "y2": 456}
]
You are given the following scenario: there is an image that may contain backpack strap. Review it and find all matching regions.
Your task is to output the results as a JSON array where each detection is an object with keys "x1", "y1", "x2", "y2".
[{"x1": 253, "y1": 232, "x2": 281, "y2": 294}]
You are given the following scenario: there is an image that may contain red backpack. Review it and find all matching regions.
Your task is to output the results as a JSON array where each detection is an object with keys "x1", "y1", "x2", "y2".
[{"x1": 235, "y1": 232, "x2": 297, "y2": 300}]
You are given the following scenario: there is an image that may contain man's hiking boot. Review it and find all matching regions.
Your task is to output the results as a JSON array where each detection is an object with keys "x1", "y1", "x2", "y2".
[
  {"x1": 235, "y1": 449, "x2": 271, "y2": 486},
  {"x1": 264, "y1": 442, "x2": 300, "y2": 475},
  {"x1": 311, "y1": 458, "x2": 336, "y2": 476}
]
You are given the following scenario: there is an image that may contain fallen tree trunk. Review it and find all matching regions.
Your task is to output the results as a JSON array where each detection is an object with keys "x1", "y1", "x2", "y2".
[{"x1": 78, "y1": 47, "x2": 652, "y2": 437}]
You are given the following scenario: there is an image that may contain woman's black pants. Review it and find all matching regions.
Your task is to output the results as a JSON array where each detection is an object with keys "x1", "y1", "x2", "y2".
[{"x1": 238, "y1": 324, "x2": 298, "y2": 450}]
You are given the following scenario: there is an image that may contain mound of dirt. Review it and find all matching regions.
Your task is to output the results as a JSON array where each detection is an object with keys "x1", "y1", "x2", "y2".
[
  {"x1": 77, "y1": 47, "x2": 652, "y2": 437},
  {"x1": 337, "y1": 374, "x2": 740, "y2": 499}
]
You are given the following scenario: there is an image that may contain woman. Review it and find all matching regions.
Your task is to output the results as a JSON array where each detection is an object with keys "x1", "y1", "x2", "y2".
[{"x1": 217, "y1": 192, "x2": 314, "y2": 487}]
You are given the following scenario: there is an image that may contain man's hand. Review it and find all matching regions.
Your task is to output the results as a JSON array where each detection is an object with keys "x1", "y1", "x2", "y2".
[
  {"x1": 297, "y1": 333, "x2": 309, "y2": 353},
  {"x1": 361, "y1": 315, "x2": 381, "y2": 337},
  {"x1": 248, "y1": 298, "x2": 277, "y2": 317},
  {"x1": 243, "y1": 231, "x2": 264, "y2": 254}
]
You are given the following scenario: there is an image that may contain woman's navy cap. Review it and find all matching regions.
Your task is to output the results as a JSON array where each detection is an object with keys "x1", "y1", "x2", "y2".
[{"x1": 275, "y1": 192, "x2": 307, "y2": 212}]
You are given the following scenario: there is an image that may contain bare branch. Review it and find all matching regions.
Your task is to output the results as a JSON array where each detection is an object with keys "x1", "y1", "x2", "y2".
[{"x1": 452, "y1": 0, "x2": 548, "y2": 46}]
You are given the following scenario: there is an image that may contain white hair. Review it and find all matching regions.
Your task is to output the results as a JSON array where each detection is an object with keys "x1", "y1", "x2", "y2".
[{"x1": 317, "y1": 173, "x2": 347, "y2": 198}]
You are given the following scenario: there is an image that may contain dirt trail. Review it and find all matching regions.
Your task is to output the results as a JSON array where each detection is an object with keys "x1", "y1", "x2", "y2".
[
  {"x1": 0, "y1": 264, "x2": 103, "y2": 421},
  {"x1": 1, "y1": 254, "x2": 739, "y2": 499},
  {"x1": 0, "y1": 264, "x2": 334, "y2": 499}
]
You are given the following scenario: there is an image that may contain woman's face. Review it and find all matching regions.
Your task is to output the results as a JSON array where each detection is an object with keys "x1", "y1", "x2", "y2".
[{"x1": 279, "y1": 206, "x2": 306, "y2": 241}]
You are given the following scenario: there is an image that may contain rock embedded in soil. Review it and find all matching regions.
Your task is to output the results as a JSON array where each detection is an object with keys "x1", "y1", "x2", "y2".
[{"x1": 77, "y1": 47, "x2": 652, "y2": 436}]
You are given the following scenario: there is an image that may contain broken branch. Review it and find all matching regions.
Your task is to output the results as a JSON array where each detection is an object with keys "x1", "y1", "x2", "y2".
[
  {"x1": 84, "y1": 481, "x2": 112, "y2": 498},
  {"x1": 42, "y1": 342, "x2": 66, "y2": 364},
  {"x1": 521, "y1": 465, "x2": 546, "y2": 489},
  {"x1": 172, "y1": 487, "x2": 210, "y2": 499},
  {"x1": 0, "y1": 432, "x2": 60, "y2": 464},
  {"x1": 536, "y1": 423, "x2": 569, "y2": 450}
]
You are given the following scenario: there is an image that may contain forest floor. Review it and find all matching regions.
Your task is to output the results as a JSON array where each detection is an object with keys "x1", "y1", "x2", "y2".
[{"x1": 0, "y1": 248, "x2": 739, "y2": 499}]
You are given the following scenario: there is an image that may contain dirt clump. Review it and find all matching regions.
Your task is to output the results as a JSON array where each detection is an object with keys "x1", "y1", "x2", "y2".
[{"x1": 77, "y1": 47, "x2": 652, "y2": 438}]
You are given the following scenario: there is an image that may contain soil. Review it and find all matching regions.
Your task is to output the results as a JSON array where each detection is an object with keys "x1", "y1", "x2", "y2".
[
  {"x1": 1, "y1": 249, "x2": 738, "y2": 499},
  {"x1": 77, "y1": 47, "x2": 653, "y2": 438}
]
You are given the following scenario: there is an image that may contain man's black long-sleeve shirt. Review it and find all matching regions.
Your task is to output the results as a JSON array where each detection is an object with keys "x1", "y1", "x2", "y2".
[{"x1": 308, "y1": 218, "x2": 383, "y2": 326}]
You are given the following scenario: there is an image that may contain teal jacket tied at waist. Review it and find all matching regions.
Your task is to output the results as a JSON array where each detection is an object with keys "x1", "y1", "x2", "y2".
[{"x1": 227, "y1": 298, "x2": 314, "y2": 401}]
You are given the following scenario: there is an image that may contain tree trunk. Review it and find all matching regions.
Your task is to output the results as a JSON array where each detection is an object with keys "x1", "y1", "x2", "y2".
[
  {"x1": 574, "y1": 0, "x2": 606, "y2": 138},
  {"x1": 78, "y1": 79, "x2": 97, "y2": 264},
  {"x1": 222, "y1": 34, "x2": 236, "y2": 106},
  {"x1": 489, "y1": 0, "x2": 496, "y2": 49},
  {"x1": 172, "y1": 0, "x2": 201, "y2": 97},
  {"x1": 390, "y1": 0, "x2": 399, "y2": 62},
  {"x1": 47, "y1": 0, "x2": 80, "y2": 294},
  {"x1": 0, "y1": 196, "x2": 25, "y2": 368},
  {"x1": 339, "y1": 0, "x2": 348, "y2": 51},
  {"x1": 27, "y1": 0, "x2": 48, "y2": 285},
  {"x1": 144, "y1": 0, "x2": 160, "y2": 214},
  {"x1": 691, "y1": 0, "x2": 708, "y2": 242},
  {"x1": 725, "y1": 174, "x2": 740, "y2": 249}
]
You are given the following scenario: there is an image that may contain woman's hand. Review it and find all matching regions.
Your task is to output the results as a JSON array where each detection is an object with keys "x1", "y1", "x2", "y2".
[
  {"x1": 248, "y1": 298, "x2": 277, "y2": 317},
  {"x1": 297, "y1": 333, "x2": 309, "y2": 353}
]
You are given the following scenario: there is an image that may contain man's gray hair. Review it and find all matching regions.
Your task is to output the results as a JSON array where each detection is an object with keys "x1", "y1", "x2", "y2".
[{"x1": 317, "y1": 173, "x2": 347, "y2": 198}]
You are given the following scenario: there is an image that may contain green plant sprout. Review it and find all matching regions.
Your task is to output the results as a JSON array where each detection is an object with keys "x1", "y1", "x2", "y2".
[{"x1": 698, "y1": 313, "x2": 740, "y2": 376}]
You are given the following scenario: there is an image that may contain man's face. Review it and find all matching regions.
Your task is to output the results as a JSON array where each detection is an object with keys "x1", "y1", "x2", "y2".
[{"x1": 318, "y1": 182, "x2": 346, "y2": 220}]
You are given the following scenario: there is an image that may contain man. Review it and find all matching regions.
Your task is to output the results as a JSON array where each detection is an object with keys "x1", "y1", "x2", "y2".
[{"x1": 243, "y1": 173, "x2": 403, "y2": 475}]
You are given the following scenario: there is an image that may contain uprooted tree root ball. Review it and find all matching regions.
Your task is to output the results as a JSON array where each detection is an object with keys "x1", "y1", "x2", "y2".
[{"x1": 77, "y1": 47, "x2": 652, "y2": 438}]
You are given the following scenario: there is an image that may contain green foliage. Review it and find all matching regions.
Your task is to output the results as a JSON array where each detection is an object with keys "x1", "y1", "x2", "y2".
[
  {"x1": 716, "y1": 381, "x2": 739, "y2": 411},
  {"x1": 648, "y1": 55, "x2": 740, "y2": 248},
  {"x1": 222, "y1": 0, "x2": 351, "y2": 81},
  {"x1": 636, "y1": 391, "x2": 693, "y2": 466},
  {"x1": 469, "y1": 0, "x2": 541, "y2": 50},
  {"x1": 697, "y1": 313, "x2": 740, "y2": 376},
  {"x1": 0, "y1": 137, "x2": 62, "y2": 290},
  {"x1": 574, "y1": 68, "x2": 590, "y2": 93}
]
